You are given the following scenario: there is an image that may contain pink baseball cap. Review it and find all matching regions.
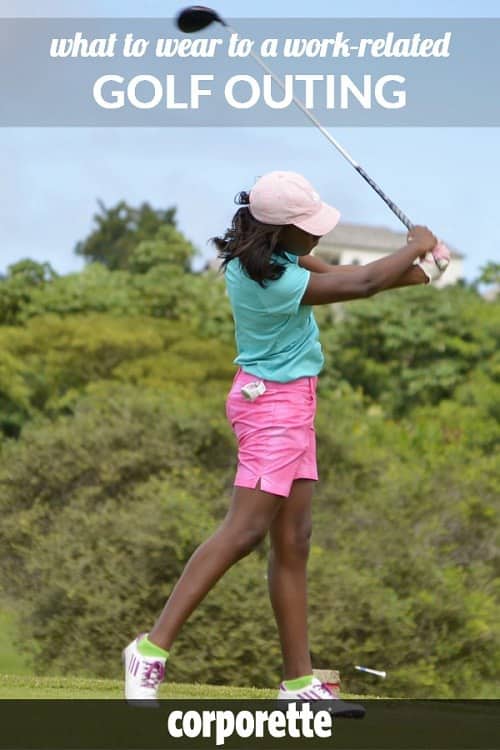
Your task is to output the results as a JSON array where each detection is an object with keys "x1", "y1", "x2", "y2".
[{"x1": 248, "y1": 171, "x2": 341, "y2": 236}]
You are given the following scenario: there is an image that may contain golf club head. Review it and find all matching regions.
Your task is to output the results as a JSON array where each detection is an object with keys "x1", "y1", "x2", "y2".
[{"x1": 176, "y1": 6, "x2": 225, "y2": 32}]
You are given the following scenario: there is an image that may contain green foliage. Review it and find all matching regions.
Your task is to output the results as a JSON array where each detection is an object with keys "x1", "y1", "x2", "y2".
[
  {"x1": 0, "y1": 314, "x2": 234, "y2": 427},
  {"x1": 0, "y1": 608, "x2": 32, "y2": 675},
  {"x1": 127, "y1": 225, "x2": 196, "y2": 274},
  {"x1": 6, "y1": 259, "x2": 56, "y2": 285},
  {"x1": 0, "y1": 261, "x2": 233, "y2": 344},
  {"x1": 75, "y1": 200, "x2": 177, "y2": 269},
  {"x1": 0, "y1": 260, "x2": 56, "y2": 325},
  {"x1": 310, "y1": 386, "x2": 500, "y2": 696},
  {"x1": 0, "y1": 205, "x2": 233, "y2": 345},
  {"x1": 0, "y1": 350, "x2": 33, "y2": 437},
  {"x1": 321, "y1": 285, "x2": 499, "y2": 417},
  {"x1": 0, "y1": 239, "x2": 498, "y2": 697},
  {"x1": 16, "y1": 264, "x2": 141, "y2": 320},
  {"x1": 0, "y1": 386, "x2": 246, "y2": 678},
  {"x1": 478, "y1": 261, "x2": 500, "y2": 286},
  {"x1": 1, "y1": 371, "x2": 498, "y2": 695}
]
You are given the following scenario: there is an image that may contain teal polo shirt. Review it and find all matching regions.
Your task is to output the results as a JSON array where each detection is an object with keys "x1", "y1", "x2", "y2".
[{"x1": 224, "y1": 252, "x2": 324, "y2": 382}]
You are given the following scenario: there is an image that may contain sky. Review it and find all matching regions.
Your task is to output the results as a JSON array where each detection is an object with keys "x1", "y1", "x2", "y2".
[{"x1": 1, "y1": 0, "x2": 499, "y2": 280}]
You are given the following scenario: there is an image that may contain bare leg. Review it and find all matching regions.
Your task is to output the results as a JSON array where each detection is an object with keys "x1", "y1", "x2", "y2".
[
  {"x1": 149, "y1": 484, "x2": 283, "y2": 651},
  {"x1": 268, "y1": 479, "x2": 314, "y2": 680}
]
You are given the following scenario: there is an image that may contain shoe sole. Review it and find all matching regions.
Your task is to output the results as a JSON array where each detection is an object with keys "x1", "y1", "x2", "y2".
[{"x1": 277, "y1": 698, "x2": 365, "y2": 719}]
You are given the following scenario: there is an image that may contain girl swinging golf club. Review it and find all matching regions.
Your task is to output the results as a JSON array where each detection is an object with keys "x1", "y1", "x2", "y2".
[{"x1": 123, "y1": 170, "x2": 450, "y2": 710}]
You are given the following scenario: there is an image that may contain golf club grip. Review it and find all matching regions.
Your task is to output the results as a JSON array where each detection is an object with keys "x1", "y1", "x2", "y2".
[{"x1": 355, "y1": 165, "x2": 413, "y2": 231}]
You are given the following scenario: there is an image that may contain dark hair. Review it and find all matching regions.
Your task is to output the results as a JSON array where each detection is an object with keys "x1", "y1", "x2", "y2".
[{"x1": 212, "y1": 191, "x2": 289, "y2": 286}]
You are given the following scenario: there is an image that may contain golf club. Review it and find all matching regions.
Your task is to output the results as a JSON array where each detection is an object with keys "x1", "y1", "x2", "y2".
[
  {"x1": 355, "y1": 665, "x2": 387, "y2": 678},
  {"x1": 176, "y1": 6, "x2": 448, "y2": 269}
]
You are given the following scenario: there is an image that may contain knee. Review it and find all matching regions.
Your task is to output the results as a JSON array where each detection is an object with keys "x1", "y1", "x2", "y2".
[
  {"x1": 273, "y1": 523, "x2": 312, "y2": 563},
  {"x1": 231, "y1": 526, "x2": 268, "y2": 558},
  {"x1": 291, "y1": 525, "x2": 312, "y2": 560}
]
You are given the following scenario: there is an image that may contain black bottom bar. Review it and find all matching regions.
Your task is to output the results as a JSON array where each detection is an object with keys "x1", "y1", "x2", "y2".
[{"x1": 0, "y1": 699, "x2": 498, "y2": 750}]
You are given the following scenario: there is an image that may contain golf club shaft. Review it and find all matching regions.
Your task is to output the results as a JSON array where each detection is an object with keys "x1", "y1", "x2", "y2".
[
  {"x1": 224, "y1": 22, "x2": 414, "y2": 231},
  {"x1": 355, "y1": 665, "x2": 387, "y2": 678}
]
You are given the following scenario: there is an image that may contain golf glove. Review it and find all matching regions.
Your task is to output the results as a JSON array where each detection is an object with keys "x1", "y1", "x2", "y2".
[{"x1": 416, "y1": 241, "x2": 451, "y2": 283}]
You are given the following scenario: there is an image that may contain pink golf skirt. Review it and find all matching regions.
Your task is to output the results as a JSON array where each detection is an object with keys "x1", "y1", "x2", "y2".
[{"x1": 225, "y1": 368, "x2": 318, "y2": 498}]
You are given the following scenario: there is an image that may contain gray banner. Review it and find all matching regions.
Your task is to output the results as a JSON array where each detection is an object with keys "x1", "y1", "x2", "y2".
[{"x1": 1, "y1": 18, "x2": 498, "y2": 126}]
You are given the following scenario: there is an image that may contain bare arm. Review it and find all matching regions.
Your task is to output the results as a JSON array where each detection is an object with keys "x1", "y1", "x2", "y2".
[
  {"x1": 299, "y1": 252, "x2": 427, "y2": 291},
  {"x1": 301, "y1": 226, "x2": 436, "y2": 305}
]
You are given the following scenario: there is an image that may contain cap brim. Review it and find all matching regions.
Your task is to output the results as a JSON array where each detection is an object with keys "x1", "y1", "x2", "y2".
[{"x1": 293, "y1": 202, "x2": 341, "y2": 236}]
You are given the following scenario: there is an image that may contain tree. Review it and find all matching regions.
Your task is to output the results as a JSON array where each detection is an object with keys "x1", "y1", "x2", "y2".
[
  {"x1": 0, "y1": 260, "x2": 56, "y2": 325},
  {"x1": 320, "y1": 284, "x2": 499, "y2": 417},
  {"x1": 127, "y1": 225, "x2": 196, "y2": 274},
  {"x1": 0, "y1": 314, "x2": 235, "y2": 432},
  {"x1": 478, "y1": 261, "x2": 500, "y2": 287},
  {"x1": 75, "y1": 200, "x2": 177, "y2": 270}
]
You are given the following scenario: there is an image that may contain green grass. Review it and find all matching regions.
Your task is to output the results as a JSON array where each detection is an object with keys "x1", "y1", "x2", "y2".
[
  {"x1": 0, "y1": 673, "x2": 272, "y2": 699},
  {"x1": 0, "y1": 609, "x2": 31, "y2": 676},
  {"x1": 0, "y1": 674, "x2": 373, "y2": 700}
]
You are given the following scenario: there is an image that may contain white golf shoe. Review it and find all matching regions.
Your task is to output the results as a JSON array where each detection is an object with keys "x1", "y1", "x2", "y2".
[
  {"x1": 278, "y1": 676, "x2": 334, "y2": 701},
  {"x1": 123, "y1": 634, "x2": 166, "y2": 702},
  {"x1": 278, "y1": 677, "x2": 365, "y2": 718}
]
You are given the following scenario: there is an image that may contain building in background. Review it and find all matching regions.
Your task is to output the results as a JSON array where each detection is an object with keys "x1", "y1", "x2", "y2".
[{"x1": 316, "y1": 223, "x2": 464, "y2": 287}]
